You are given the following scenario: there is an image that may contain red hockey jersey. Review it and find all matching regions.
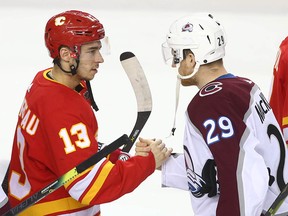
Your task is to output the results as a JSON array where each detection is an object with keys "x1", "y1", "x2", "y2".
[
  {"x1": 8, "y1": 69, "x2": 155, "y2": 215},
  {"x1": 269, "y1": 36, "x2": 288, "y2": 144}
]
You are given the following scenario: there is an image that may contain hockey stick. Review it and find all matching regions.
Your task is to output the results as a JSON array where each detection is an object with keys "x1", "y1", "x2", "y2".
[
  {"x1": 120, "y1": 51, "x2": 152, "y2": 153},
  {"x1": 264, "y1": 182, "x2": 288, "y2": 216},
  {"x1": 3, "y1": 134, "x2": 129, "y2": 216}
]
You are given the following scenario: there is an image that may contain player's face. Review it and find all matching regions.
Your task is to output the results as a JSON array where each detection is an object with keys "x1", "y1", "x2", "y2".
[
  {"x1": 76, "y1": 40, "x2": 104, "y2": 81},
  {"x1": 178, "y1": 53, "x2": 198, "y2": 86}
]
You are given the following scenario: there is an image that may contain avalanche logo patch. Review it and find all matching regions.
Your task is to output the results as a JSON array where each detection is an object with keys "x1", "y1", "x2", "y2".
[
  {"x1": 182, "y1": 22, "x2": 193, "y2": 32},
  {"x1": 199, "y1": 81, "x2": 223, "y2": 97},
  {"x1": 184, "y1": 146, "x2": 206, "y2": 198}
]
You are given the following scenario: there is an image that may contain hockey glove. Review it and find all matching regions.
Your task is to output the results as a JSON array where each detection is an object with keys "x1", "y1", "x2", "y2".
[{"x1": 200, "y1": 159, "x2": 218, "y2": 197}]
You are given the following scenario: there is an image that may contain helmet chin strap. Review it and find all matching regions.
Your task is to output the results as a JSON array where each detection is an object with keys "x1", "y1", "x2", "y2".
[
  {"x1": 54, "y1": 58, "x2": 80, "y2": 75},
  {"x1": 167, "y1": 74, "x2": 181, "y2": 137},
  {"x1": 176, "y1": 61, "x2": 200, "y2": 80},
  {"x1": 168, "y1": 61, "x2": 200, "y2": 137}
]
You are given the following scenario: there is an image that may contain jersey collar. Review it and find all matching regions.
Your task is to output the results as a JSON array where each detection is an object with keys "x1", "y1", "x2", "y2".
[{"x1": 216, "y1": 73, "x2": 235, "y2": 80}]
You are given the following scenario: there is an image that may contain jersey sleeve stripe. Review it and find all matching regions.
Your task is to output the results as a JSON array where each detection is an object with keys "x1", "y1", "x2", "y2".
[
  {"x1": 282, "y1": 116, "x2": 288, "y2": 126},
  {"x1": 21, "y1": 197, "x2": 90, "y2": 215},
  {"x1": 68, "y1": 158, "x2": 107, "y2": 201},
  {"x1": 81, "y1": 161, "x2": 114, "y2": 204}
]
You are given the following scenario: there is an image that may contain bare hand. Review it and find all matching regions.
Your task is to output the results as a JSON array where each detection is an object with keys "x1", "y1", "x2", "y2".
[
  {"x1": 136, "y1": 137, "x2": 173, "y2": 169},
  {"x1": 135, "y1": 138, "x2": 152, "y2": 157}
]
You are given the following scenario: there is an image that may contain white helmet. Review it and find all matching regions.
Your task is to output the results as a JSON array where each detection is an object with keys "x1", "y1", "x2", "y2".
[{"x1": 162, "y1": 13, "x2": 227, "y2": 67}]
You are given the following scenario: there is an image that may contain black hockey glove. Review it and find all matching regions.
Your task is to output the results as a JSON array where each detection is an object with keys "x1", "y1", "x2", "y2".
[{"x1": 200, "y1": 159, "x2": 218, "y2": 197}]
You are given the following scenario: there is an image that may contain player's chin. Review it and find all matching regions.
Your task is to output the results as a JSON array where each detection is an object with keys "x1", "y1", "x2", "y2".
[
  {"x1": 84, "y1": 74, "x2": 95, "y2": 81},
  {"x1": 89, "y1": 70, "x2": 97, "y2": 79},
  {"x1": 91, "y1": 69, "x2": 98, "y2": 74},
  {"x1": 181, "y1": 79, "x2": 195, "y2": 86}
]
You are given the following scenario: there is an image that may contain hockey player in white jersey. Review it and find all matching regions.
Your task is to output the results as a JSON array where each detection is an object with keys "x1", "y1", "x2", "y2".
[{"x1": 136, "y1": 13, "x2": 288, "y2": 215}]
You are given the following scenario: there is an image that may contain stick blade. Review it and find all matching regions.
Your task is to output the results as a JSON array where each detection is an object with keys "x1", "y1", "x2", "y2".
[
  {"x1": 120, "y1": 52, "x2": 152, "y2": 152},
  {"x1": 120, "y1": 52, "x2": 152, "y2": 113}
]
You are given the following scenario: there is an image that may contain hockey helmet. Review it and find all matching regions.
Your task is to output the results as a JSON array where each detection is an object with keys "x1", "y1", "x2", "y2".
[
  {"x1": 45, "y1": 10, "x2": 105, "y2": 59},
  {"x1": 162, "y1": 13, "x2": 227, "y2": 67}
]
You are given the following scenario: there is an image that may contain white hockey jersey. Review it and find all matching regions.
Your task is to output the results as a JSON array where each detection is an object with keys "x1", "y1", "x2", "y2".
[{"x1": 162, "y1": 74, "x2": 288, "y2": 216}]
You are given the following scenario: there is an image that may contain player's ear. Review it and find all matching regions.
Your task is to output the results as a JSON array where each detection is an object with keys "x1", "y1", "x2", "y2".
[
  {"x1": 59, "y1": 47, "x2": 71, "y2": 61},
  {"x1": 185, "y1": 52, "x2": 195, "y2": 65}
]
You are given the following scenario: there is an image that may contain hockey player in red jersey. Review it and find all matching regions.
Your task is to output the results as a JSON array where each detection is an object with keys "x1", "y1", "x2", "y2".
[
  {"x1": 136, "y1": 13, "x2": 288, "y2": 215},
  {"x1": 269, "y1": 36, "x2": 288, "y2": 144},
  {"x1": 6, "y1": 10, "x2": 172, "y2": 215}
]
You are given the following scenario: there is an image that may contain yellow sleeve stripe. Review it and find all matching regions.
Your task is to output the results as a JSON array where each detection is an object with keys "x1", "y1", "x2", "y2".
[
  {"x1": 81, "y1": 161, "x2": 114, "y2": 204},
  {"x1": 19, "y1": 197, "x2": 88, "y2": 215},
  {"x1": 282, "y1": 117, "x2": 288, "y2": 126}
]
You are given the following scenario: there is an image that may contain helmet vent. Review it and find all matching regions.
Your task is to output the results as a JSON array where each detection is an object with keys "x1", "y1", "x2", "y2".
[
  {"x1": 74, "y1": 31, "x2": 93, "y2": 36},
  {"x1": 207, "y1": 35, "x2": 211, "y2": 44},
  {"x1": 199, "y1": 24, "x2": 204, "y2": 30}
]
